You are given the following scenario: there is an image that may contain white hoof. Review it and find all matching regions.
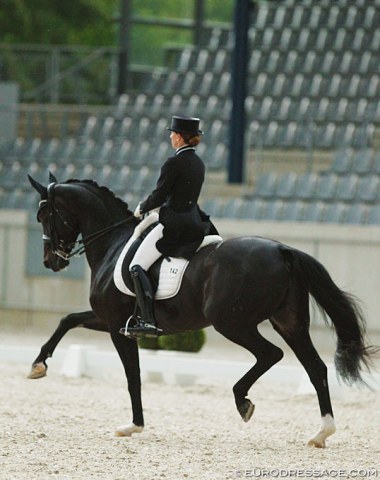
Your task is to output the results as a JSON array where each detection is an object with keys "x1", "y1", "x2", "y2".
[
  {"x1": 308, "y1": 414, "x2": 336, "y2": 448},
  {"x1": 27, "y1": 362, "x2": 47, "y2": 379},
  {"x1": 115, "y1": 423, "x2": 144, "y2": 437}
]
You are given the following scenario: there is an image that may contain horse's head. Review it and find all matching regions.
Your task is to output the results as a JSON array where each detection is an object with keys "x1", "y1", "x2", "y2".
[
  {"x1": 28, "y1": 172, "x2": 80, "y2": 272},
  {"x1": 29, "y1": 172, "x2": 136, "y2": 273}
]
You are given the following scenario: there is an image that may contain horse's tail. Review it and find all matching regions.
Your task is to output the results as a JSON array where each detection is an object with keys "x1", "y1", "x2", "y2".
[{"x1": 284, "y1": 246, "x2": 377, "y2": 386}]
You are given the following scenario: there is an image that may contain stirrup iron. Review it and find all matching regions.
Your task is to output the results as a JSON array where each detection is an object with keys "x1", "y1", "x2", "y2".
[{"x1": 119, "y1": 315, "x2": 163, "y2": 339}]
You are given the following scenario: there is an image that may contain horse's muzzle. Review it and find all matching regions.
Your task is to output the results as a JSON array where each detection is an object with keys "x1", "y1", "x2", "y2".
[{"x1": 44, "y1": 256, "x2": 69, "y2": 272}]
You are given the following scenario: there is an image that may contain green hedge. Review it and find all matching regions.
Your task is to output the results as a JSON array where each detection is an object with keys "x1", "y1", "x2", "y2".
[
  {"x1": 139, "y1": 329, "x2": 206, "y2": 353},
  {"x1": 138, "y1": 336, "x2": 160, "y2": 350}
]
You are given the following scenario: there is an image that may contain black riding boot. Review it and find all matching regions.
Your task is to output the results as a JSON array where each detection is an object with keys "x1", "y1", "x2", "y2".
[{"x1": 126, "y1": 265, "x2": 162, "y2": 336}]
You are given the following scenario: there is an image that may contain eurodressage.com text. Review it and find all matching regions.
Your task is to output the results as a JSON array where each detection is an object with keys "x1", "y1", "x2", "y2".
[{"x1": 233, "y1": 468, "x2": 379, "y2": 478}]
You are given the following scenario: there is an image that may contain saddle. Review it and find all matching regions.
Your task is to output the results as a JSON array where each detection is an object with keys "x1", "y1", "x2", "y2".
[{"x1": 113, "y1": 212, "x2": 222, "y2": 300}]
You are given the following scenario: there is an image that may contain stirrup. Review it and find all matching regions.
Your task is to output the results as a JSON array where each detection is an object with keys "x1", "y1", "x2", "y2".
[
  {"x1": 119, "y1": 315, "x2": 136, "y2": 338},
  {"x1": 119, "y1": 315, "x2": 162, "y2": 339}
]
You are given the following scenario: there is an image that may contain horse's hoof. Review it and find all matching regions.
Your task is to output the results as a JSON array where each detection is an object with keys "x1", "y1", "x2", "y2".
[
  {"x1": 115, "y1": 423, "x2": 144, "y2": 437},
  {"x1": 238, "y1": 399, "x2": 255, "y2": 423},
  {"x1": 307, "y1": 438, "x2": 326, "y2": 448},
  {"x1": 27, "y1": 362, "x2": 47, "y2": 379},
  {"x1": 307, "y1": 415, "x2": 335, "y2": 448}
]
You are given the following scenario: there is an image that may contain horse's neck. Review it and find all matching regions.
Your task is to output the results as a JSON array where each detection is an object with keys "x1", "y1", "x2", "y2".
[
  {"x1": 81, "y1": 215, "x2": 134, "y2": 271},
  {"x1": 69, "y1": 189, "x2": 134, "y2": 271}
]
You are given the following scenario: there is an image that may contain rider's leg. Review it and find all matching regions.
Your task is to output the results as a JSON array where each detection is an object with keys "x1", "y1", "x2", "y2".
[
  {"x1": 127, "y1": 224, "x2": 164, "y2": 335},
  {"x1": 130, "y1": 223, "x2": 164, "y2": 271}
]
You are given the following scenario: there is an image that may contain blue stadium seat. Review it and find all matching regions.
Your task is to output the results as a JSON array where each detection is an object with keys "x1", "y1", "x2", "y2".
[
  {"x1": 335, "y1": 174, "x2": 359, "y2": 202},
  {"x1": 110, "y1": 117, "x2": 133, "y2": 142},
  {"x1": 345, "y1": 203, "x2": 368, "y2": 225},
  {"x1": 302, "y1": 202, "x2": 326, "y2": 223},
  {"x1": 254, "y1": 172, "x2": 278, "y2": 199},
  {"x1": 111, "y1": 166, "x2": 132, "y2": 194},
  {"x1": 345, "y1": 98, "x2": 368, "y2": 122},
  {"x1": 109, "y1": 140, "x2": 131, "y2": 167},
  {"x1": 356, "y1": 175, "x2": 380, "y2": 202},
  {"x1": 314, "y1": 174, "x2": 339, "y2": 201},
  {"x1": 150, "y1": 94, "x2": 165, "y2": 118},
  {"x1": 206, "y1": 143, "x2": 227, "y2": 170},
  {"x1": 373, "y1": 151, "x2": 380, "y2": 174},
  {"x1": 281, "y1": 200, "x2": 305, "y2": 221},
  {"x1": 0, "y1": 138, "x2": 25, "y2": 161},
  {"x1": 212, "y1": 49, "x2": 229, "y2": 74},
  {"x1": 294, "y1": 172, "x2": 318, "y2": 200},
  {"x1": 194, "y1": 49, "x2": 211, "y2": 73},
  {"x1": 330, "y1": 147, "x2": 354, "y2": 174},
  {"x1": 98, "y1": 116, "x2": 116, "y2": 141},
  {"x1": 38, "y1": 138, "x2": 60, "y2": 163},
  {"x1": 324, "y1": 202, "x2": 347, "y2": 224},
  {"x1": 221, "y1": 198, "x2": 244, "y2": 218},
  {"x1": 215, "y1": 72, "x2": 231, "y2": 96},
  {"x1": 114, "y1": 94, "x2": 132, "y2": 118},
  {"x1": 275, "y1": 172, "x2": 298, "y2": 199},
  {"x1": 79, "y1": 116, "x2": 98, "y2": 141},
  {"x1": 263, "y1": 121, "x2": 279, "y2": 147},
  {"x1": 261, "y1": 199, "x2": 284, "y2": 221},
  {"x1": 367, "y1": 204, "x2": 380, "y2": 225},
  {"x1": 351, "y1": 148, "x2": 374, "y2": 175},
  {"x1": 97, "y1": 165, "x2": 114, "y2": 186},
  {"x1": 0, "y1": 163, "x2": 22, "y2": 189},
  {"x1": 177, "y1": 48, "x2": 195, "y2": 72},
  {"x1": 167, "y1": 93, "x2": 184, "y2": 114},
  {"x1": 240, "y1": 198, "x2": 265, "y2": 220},
  {"x1": 93, "y1": 140, "x2": 114, "y2": 166},
  {"x1": 289, "y1": 6, "x2": 308, "y2": 29},
  {"x1": 207, "y1": 28, "x2": 231, "y2": 51},
  {"x1": 202, "y1": 198, "x2": 225, "y2": 218}
]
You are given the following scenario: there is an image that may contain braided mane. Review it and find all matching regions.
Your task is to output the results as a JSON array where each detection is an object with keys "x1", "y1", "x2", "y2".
[{"x1": 65, "y1": 179, "x2": 133, "y2": 216}]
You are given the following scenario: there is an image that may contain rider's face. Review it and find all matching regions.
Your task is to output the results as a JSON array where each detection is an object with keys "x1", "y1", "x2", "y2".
[{"x1": 170, "y1": 131, "x2": 184, "y2": 149}]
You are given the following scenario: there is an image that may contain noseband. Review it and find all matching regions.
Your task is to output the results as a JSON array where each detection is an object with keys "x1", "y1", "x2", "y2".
[{"x1": 38, "y1": 182, "x2": 135, "y2": 261}]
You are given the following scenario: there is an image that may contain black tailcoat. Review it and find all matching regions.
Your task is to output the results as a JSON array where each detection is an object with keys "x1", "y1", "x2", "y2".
[{"x1": 140, "y1": 146, "x2": 215, "y2": 259}]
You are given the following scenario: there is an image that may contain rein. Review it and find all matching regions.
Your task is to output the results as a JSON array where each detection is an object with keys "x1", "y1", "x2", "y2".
[
  {"x1": 39, "y1": 183, "x2": 136, "y2": 260},
  {"x1": 66, "y1": 217, "x2": 135, "y2": 258}
]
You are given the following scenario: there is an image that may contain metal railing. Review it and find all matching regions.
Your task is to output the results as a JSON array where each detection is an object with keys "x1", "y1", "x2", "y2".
[{"x1": 0, "y1": 44, "x2": 121, "y2": 104}]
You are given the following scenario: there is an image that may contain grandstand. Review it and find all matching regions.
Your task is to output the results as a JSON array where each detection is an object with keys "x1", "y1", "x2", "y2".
[{"x1": 1, "y1": 0, "x2": 380, "y2": 227}]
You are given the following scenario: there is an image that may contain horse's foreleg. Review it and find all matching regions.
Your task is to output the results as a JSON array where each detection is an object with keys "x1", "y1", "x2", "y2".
[
  {"x1": 216, "y1": 325, "x2": 284, "y2": 423},
  {"x1": 28, "y1": 310, "x2": 106, "y2": 379},
  {"x1": 110, "y1": 330, "x2": 144, "y2": 437}
]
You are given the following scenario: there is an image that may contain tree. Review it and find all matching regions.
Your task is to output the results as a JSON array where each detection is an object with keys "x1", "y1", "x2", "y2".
[
  {"x1": 0, "y1": 0, "x2": 233, "y2": 50},
  {"x1": 0, "y1": 0, "x2": 118, "y2": 45}
]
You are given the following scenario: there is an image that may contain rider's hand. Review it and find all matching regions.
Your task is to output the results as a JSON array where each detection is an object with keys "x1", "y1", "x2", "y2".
[{"x1": 134, "y1": 203, "x2": 143, "y2": 219}]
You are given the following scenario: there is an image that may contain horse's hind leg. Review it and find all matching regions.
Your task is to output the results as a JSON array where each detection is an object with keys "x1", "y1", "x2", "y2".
[
  {"x1": 28, "y1": 310, "x2": 107, "y2": 379},
  {"x1": 270, "y1": 286, "x2": 335, "y2": 447},
  {"x1": 216, "y1": 326, "x2": 284, "y2": 422}
]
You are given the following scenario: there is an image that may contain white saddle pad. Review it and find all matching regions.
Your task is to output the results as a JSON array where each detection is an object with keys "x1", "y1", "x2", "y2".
[{"x1": 113, "y1": 213, "x2": 222, "y2": 300}]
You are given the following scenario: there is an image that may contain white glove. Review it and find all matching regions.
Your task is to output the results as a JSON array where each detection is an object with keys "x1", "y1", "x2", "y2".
[{"x1": 134, "y1": 203, "x2": 143, "y2": 218}]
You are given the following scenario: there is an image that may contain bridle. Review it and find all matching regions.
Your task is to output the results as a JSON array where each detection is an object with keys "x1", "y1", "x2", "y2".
[{"x1": 38, "y1": 182, "x2": 135, "y2": 261}]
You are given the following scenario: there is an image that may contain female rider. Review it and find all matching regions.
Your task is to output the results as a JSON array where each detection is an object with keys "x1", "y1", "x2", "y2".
[{"x1": 126, "y1": 115, "x2": 216, "y2": 336}]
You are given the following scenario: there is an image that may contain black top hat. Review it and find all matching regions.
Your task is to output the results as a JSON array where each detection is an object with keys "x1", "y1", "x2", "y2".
[{"x1": 167, "y1": 116, "x2": 204, "y2": 135}]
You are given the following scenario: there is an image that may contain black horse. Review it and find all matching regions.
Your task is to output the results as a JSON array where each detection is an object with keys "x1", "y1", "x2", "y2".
[{"x1": 28, "y1": 174, "x2": 376, "y2": 447}]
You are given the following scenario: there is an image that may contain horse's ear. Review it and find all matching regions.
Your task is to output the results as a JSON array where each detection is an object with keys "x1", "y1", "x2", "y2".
[
  {"x1": 28, "y1": 174, "x2": 47, "y2": 197},
  {"x1": 49, "y1": 171, "x2": 58, "y2": 184}
]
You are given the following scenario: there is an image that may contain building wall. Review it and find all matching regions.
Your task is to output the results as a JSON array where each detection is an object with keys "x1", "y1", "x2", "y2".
[
  {"x1": 0, "y1": 210, "x2": 379, "y2": 335},
  {"x1": 0, "y1": 210, "x2": 91, "y2": 330}
]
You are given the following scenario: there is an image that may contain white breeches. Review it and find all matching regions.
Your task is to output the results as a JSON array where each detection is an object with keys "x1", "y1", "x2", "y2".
[{"x1": 129, "y1": 223, "x2": 164, "y2": 271}]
